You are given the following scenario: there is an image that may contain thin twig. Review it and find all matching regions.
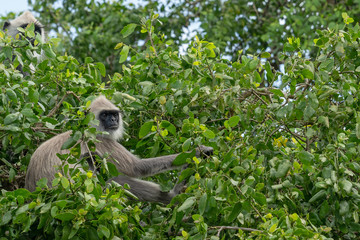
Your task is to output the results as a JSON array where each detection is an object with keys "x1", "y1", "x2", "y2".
[
  {"x1": 283, "y1": 124, "x2": 306, "y2": 150},
  {"x1": 47, "y1": 91, "x2": 80, "y2": 118},
  {"x1": 252, "y1": 90, "x2": 268, "y2": 106},
  {"x1": 84, "y1": 141, "x2": 95, "y2": 167}
]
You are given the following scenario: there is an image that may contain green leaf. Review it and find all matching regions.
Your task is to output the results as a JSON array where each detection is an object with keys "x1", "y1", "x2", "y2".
[
  {"x1": 275, "y1": 161, "x2": 291, "y2": 178},
  {"x1": 203, "y1": 129, "x2": 215, "y2": 139},
  {"x1": 177, "y1": 197, "x2": 196, "y2": 212},
  {"x1": 214, "y1": 73, "x2": 233, "y2": 80},
  {"x1": 265, "y1": 62, "x2": 274, "y2": 80},
  {"x1": 261, "y1": 52, "x2": 271, "y2": 58},
  {"x1": 253, "y1": 192, "x2": 267, "y2": 206},
  {"x1": 299, "y1": 150, "x2": 314, "y2": 166},
  {"x1": 356, "y1": 123, "x2": 360, "y2": 139},
  {"x1": 304, "y1": 105, "x2": 315, "y2": 120},
  {"x1": 245, "y1": 176, "x2": 255, "y2": 186},
  {"x1": 160, "y1": 121, "x2": 176, "y2": 135},
  {"x1": 16, "y1": 204, "x2": 29, "y2": 215},
  {"x1": 228, "y1": 116, "x2": 240, "y2": 128},
  {"x1": 121, "y1": 24, "x2": 137, "y2": 38},
  {"x1": 173, "y1": 150, "x2": 196, "y2": 166},
  {"x1": 339, "y1": 179, "x2": 352, "y2": 193},
  {"x1": 119, "y1": 45, "x2": 130, "y2": 63},
  {"x1": 199, "y1": 193, "x2": 207, "y2": 215},
  {"x1": 13, "y1": 188, "x2": 31, "y2": 198},
  {"x1": 227, "y1": 202, "x2": 242, "y2": 223},
  {"x1": 139, "y1": 121, "x2": 154, "y2": 138},
  {"x1": 6, "y1": 89, "x2": 17, "y2": 102},
  {"x1": 107, "y1": 162, "x2": 119, "y2": 177},
  {"x1": 178, "y1": 168, "x2": 195, "y2": 182},
  {"x1": 29, "y1": 88, "x2": 39, "y2": 103},
  {"x1": 55, "y1": 212, "x2": 75, "y2": 221},
  {"x1": 21, "y1": 108, "x2": 35, "y2": 118},
  {"x1": 182, "y1": 138, "x2": 192, "y2": 152},
  {"x1": 96, "y1": 62, "x2": 106, "y2": 77},
  {"x1": 61, "y1": 177, "x2": 70, "y2": 189},
  {"x1": 269, "y1": 88, "x2": 285, "y2": 98},
  {"x1": 37, "y1": 178, "x2": 48, "y2": 188},
  {"x1": 318, "y1": 116, "x2": 329, "y2": 128},
  {"x1": 3, "y1": 46, "x2": 12, "y2": 59},
  {"x1": 44, "y1": 45, "x2": 56, "y2": 58},
  {"x1": 40, "y1": 203, "x2": 51, "y2": 214},
  {"x1": 1, "y1": 211, "x2": 12, "y2": 225},
  {"x1": 98, "y1": 225, "x2": 111, "y2": 238},
  {"x1": 301, "y1": 69, "x2": 314, "y2": 79},
  {"x1": 4, "y1": 113, "x2": 19, "y2": 125},
  {"x1": 339, "y1": 201, "x2": 349, "y2": 215},
  {"x1": 309, "y1": 190, "x2": 326, "y2": 203},
  {"x1": 248, "y1": 59, "x2": 259, "y2": 71},
  {"x1": 61, "y1": 131, "x2": 82, "y2": 150}
]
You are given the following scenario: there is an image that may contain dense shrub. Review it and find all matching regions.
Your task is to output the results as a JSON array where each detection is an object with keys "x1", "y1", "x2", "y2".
[{"x1": 0, "y1": 11, "x2": 359, "y2": 239}]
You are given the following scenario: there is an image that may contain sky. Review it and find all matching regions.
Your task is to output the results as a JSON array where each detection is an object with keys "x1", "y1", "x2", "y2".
[{"x1": 1, "y1": 0, "x2": 29, "y2": 16}]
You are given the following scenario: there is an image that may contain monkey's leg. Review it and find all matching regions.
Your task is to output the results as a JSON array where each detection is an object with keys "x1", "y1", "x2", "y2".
[{"x1": 109, "y1": 175, "x2": 178, "y2": 204}]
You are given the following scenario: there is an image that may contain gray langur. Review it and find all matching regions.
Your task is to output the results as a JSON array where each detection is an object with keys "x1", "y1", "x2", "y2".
[
  {"x1": 25, "y1": 96, "x2": 213, "y2": 204},
  {"x1": 2, "y1": 11, "x2": 45, "y2": 74}
]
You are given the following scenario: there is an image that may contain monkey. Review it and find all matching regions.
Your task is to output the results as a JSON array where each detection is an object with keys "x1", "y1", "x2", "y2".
[
  {"x1": 2, "y1": 11, "x2": 45, "y2": 75},
  {"x1": 3, "y1": 11, "x2": 45, "y2": 43},
  {"x1": 25, "y1": 96, "x2": 213, "y2": 204}
]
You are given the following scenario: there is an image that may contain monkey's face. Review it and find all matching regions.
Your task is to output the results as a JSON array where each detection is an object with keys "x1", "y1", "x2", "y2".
[
  {"x1": 90, "y1": 96, "x2": 124, "y2": 141},
  {"x1": 97, "y1": 110, "x2": 123, "y2": 140},
  {"x1": 3, "y1": 22, "x2": 43, "y2": 45},
  {"x1": 99, "y1": 110, "x2": 120, "y2": 131}
]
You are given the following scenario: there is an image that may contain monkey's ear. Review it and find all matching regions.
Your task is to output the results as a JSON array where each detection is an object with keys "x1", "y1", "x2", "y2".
[{"x1": 3, "y1": 21, "x2": 10, "y2": 30}]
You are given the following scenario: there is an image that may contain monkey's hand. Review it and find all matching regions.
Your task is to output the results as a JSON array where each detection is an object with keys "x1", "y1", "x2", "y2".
[{"x1": 196, "y1": 145, "x2": 213, "y2": 158}]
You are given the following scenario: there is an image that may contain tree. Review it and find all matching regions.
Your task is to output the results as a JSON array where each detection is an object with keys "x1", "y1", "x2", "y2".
[{"x1": 0, "y1": 1, "x2": 359, "y2": 239}]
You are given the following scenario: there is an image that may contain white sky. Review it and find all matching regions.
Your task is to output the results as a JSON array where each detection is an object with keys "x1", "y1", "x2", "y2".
[{"x1": 0, "y1": 0, "x2": 29, "y2": 16}]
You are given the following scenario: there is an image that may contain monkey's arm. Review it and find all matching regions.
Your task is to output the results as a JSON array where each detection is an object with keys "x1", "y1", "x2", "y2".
[
  {"x1": 132, "y1": 145, "x2": 213, "y2": 178},
  {"x1": 96, "y1": 137, "x2": 213, "y2": 178}
]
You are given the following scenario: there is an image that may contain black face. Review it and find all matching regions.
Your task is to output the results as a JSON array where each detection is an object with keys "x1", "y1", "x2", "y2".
[
  {"x1": 19, "y1": 23, "x2": 42, "y2": 34},
  {"x1": 99, "y1": 110, "x2": 120, "y2": 130},
  {"x1": 3, "y1": 21, "x2": 10, "y2": 30},
  {"x1": 18, "y1": 23, "x2": 43, "y2": 45}
]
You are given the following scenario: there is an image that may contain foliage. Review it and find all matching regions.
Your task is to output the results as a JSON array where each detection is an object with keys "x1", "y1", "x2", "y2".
[
  {"x1": 0, "y1": 3, "x2": 360, "y2": 240},
  {"x1": 27, "y1": 0, "x2": 360, "y2": 74}
]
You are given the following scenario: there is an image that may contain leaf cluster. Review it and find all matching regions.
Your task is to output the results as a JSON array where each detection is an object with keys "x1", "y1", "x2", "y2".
[{"x1": 0, "y1": 8, "x2": 360, "y2": 240}]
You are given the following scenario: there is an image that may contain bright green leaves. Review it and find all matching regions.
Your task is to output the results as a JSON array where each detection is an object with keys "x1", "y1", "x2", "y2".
[
  {"x1": 6, "y1": 89, "x2": 17, "y2": 103},
  {"x1": 1, "y1": 6, "x2": 360, "y2": 240},
  {"x1": 224, "y1": 115, "x2": 240, "y2": 129},
  {"x1": 98, "y1": 225, "x2": 111, "y2": 239},
  {"x1": 4, "y1": 113, "x2": 20, "y2": 125},
  {"x1": 121, "y1": 23, "x2": 138, "y2": 38},
  {"x1": 261, "y1": 52, "x2": 271, "y2": 58},
  {"x1": 177, "y1": 197, "x2": 196, "y2": 212},
  {"x1": 96, "y1": 62, "x2": 106, "y2": 77},
  {"x1": 119, "y1": 45, "x2": 130, "y2": 63},
  {"x1": 342, "y1": 12, "x2": 354, "y2": 24},
  {"x1": 202, "y1": 129, "x2": 215, "y2": 139},
  {"x1": 139, "y1": 121, "x2": 154, "y2": 138}
]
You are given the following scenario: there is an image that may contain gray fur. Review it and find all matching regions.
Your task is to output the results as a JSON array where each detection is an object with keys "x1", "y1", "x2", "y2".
[
  {"x1": 3, "y1": 11, "x2": 45, "y2": 42},
  {"x1": 25, "y1": 96, "x2": 213, "y2": 204},
  {"x1": 2, "y1": 11, "x2": 45, "y2": 74}
]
